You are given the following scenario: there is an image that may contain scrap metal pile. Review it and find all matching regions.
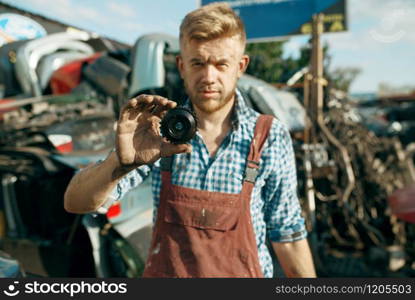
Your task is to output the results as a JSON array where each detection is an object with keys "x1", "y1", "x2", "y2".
[{"x1": 297, "y1": 90, "x2": 415, "y2": 276}]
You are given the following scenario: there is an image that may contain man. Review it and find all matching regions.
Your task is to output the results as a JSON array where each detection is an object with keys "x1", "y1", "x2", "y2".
[{"x1": 64, "y1": 3, "x2": 316, "y2": 278}]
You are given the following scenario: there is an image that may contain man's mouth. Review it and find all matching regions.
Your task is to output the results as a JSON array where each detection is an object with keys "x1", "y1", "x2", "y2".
[
  {"x1": 199, "y1": 91, "x2": 219, "y2": 99},
  {"x1": 199, "y1": 89, "x2": 219, "y2": 95}
]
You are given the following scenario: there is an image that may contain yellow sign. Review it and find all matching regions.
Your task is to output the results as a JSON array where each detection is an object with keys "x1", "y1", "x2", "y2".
[{"x1": 300, "y1": 13, "x2": 346, "y2": 34}]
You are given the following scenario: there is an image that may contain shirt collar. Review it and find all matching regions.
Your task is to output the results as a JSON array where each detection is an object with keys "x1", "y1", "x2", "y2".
[{"x1": 233, "y1": 88, "x2": 251, "y2": 130}]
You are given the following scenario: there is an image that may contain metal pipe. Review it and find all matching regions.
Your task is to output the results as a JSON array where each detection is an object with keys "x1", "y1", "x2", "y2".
[
  {"x1": 310, "y1": 14, "x2": 355, "y2": 204},
  {"x1": 1, "y1": 174, "x2": 19, "y2": 237}
]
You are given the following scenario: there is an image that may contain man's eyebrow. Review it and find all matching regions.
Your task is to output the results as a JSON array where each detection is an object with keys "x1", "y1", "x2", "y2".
[
  {"x1": 189, "y1": 57, "x2": 230, "y2": 63},
  {"x1": 216, "y1": 58, "x2": 229, "y2": 63}
]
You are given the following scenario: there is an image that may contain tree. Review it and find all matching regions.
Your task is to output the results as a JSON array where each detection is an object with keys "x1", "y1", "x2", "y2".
[
  {"x1": 245, "y1": 39, "x2": 360, "y2": 93},
  {"x1": 245, "y1": 41, "x2": 286, "y2": 83},
  {"x1": 327, "y1": 67, "x2": 361, "y2": 93}
]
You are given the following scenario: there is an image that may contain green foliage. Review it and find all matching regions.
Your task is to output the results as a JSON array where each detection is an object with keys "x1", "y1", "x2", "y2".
[
  {"x1": 245, "y1": 40, "x2": 360, "y2": 93},
  {"x1": 245, "y1": 41, "x2": 285, "y2": 82},
  {"x1": 245, "y1": 41, "x2": 282, "y2": 82},
  {"x1": 327, "y1": 67, "x2": 361, "y2": 93},
  {"x1": 245, "y1": 40, "x2": 311, "y2": 84}
]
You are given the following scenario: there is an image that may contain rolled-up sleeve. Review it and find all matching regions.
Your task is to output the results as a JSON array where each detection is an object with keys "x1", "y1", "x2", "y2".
[
  {"x1": 263, "y1": 125, "x2": 307, "y2": 242},
  {"x1": 96, "y1": 164, "x2": 152, "y2": 214}
]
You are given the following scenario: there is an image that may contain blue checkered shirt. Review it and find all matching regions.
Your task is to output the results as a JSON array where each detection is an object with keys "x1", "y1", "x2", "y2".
[{"x1": 108, "y1": 90, "x2": 307, "y2": 277}]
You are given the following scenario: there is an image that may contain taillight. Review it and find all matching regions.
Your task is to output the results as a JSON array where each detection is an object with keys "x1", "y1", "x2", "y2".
[
  {"x1": 388, "y1": 184, "x2": 415, "y2": 224},
  {"x1": 376, "y1": 114, "x2": 388, "y2": 123},
  {"x1": 48, "y1": 134, "x2": 73, "y2": 153},
  {"x1": 106, "y1": 202, "x2": 121, "y2": 219}
]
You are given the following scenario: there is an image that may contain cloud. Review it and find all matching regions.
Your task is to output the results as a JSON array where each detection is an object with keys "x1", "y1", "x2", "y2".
[
  {"x1": 284, "y1": 0, "x2": 415, "y2": 56},
  {"x1": 106, "y1": 2, "x2": 136, "y2": 18},
  {"x1": 28, "y1": 0, "x2": 74, "y2": 20},
  {"x1": 77, "y1": 6, "x2": 101, "y2": 22},
  {"x1": 8, "y1": 0, "x2": 146, "y2": 43},
  {"x1": 352, "y1": 0, "x2": 414, "y2": 19},
  {"x1": 322, "y1": 0, "x2": 415, "y2": 54},
  {"x1": 349, "y1": 0, "x2": 415, "y2": 45},
  {"x1": 277, "y1": 0, "x2": 415, "y2": 93},
  {"x1": 118, "y1": 21, "x2": 144, "y2": 32},
  {"x1": 11, "y1": 0, "x2": 106, "y2": 26},
  {"x1": 282, "y1": 37, "x2": 306, "y2": 59}
]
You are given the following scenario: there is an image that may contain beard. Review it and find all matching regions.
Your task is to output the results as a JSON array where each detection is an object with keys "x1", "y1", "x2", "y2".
[{"x1": 185, "y1": 81, "x2": 237, "y2": 114}]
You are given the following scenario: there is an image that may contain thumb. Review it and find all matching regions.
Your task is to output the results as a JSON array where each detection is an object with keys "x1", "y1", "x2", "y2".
[{"x1": 160, "y1": 140, "x2": 192, "y2": 157}]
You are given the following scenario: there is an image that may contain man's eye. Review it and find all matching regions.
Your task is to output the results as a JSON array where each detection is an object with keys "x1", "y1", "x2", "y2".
[{"x1": 192, "y1": 62, "x2": 203, "y2": 66}]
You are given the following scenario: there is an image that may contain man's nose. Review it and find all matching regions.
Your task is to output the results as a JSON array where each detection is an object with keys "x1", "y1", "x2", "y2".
[{"x1": 201, "y1": 64, "x2": 217, "y2": 84}]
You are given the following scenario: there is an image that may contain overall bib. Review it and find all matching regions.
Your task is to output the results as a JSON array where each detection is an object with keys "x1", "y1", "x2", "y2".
[{"x1": 143, "y1": 115, "x2": 274, "y2": 278}]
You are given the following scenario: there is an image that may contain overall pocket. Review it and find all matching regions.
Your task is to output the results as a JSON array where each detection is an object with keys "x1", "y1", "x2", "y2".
[{"x1": 164, "y1": 199, "x2": 241, "y2": 231}]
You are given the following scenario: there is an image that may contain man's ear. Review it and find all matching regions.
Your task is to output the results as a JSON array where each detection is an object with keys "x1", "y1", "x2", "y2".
[
  {"x1": 237, "y1": 54, "x2": 250, "y2": 79},
  {"x1": 176, "y1": 55, "x2": 184, "y2": 79}
]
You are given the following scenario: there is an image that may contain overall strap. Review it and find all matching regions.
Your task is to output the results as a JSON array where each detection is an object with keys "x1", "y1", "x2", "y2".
[
  {"x1": 160, "y1": 156, "x2": 173, "y2": 172},
  {"x1": 160, "y1": 156, "x2": 173, "y2": 186},
  {"x1": 244, "y1": 114, "x2": 274, "y2": 183}
]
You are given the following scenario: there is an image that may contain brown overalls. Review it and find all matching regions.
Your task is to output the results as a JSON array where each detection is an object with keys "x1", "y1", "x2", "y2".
[{"x1": 142, "y1": 115, "x2": 274, "y2": 278}]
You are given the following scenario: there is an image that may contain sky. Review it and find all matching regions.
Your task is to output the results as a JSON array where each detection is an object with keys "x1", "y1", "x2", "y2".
[{"x1": 2, "y1": 0, "x2": 414, "y2": 94}]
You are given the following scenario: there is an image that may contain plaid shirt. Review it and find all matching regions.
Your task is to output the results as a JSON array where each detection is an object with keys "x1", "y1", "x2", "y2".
[{"x1": 108, "y1": 90, "x2": 307, "y2": 277}]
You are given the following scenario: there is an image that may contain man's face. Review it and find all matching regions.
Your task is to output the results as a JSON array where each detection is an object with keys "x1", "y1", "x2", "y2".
[{"x1": 177, "y1": 35, "x2": 249, "y2": 114}]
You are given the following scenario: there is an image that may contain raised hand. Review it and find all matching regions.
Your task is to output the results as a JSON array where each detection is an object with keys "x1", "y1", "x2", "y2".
[{"x1": 116, "y1": 95, "x2": 192, "y2": 167}]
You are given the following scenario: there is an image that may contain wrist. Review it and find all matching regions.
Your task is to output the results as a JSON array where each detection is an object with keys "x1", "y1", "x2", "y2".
[{"x1": 106, "y1": 150, "x2": 137, "y2": 180}]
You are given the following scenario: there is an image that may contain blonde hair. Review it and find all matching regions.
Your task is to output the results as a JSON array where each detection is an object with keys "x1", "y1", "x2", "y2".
[{"x1": 180, "y1": 3, "x2": 246, "y2": 49}]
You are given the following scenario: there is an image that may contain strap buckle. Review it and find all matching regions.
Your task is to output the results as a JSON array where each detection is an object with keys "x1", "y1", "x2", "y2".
[{"x1": 244, "y1": 166, "x2": 259, "y2": 183}]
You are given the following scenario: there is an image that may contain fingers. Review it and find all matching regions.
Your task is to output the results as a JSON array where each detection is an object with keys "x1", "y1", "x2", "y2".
[
  {"x1": 160, "y1": 139, "x2": 192, "y2": 157},
  {"x1": 119, "y1": 95, "x2": 177, "y2": 121},
  {"x1": 119, "y1": 97, "x2": 140, "y2": 121},
  {"x1": 152, "y1": 99, "x2": 176, "y2": 118}
]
